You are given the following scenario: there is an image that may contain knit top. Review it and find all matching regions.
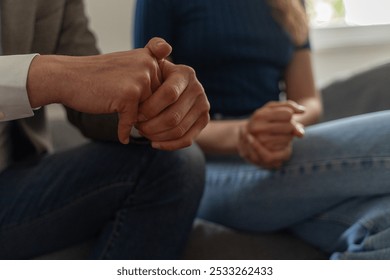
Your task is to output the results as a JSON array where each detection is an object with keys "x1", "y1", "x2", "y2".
[{"x1": 134, "y1": 0, "x2": 309, "y2": 118}]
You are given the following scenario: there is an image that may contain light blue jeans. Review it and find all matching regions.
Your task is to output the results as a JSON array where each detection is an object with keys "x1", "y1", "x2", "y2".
[{"x1": 197, "y1": 111, "x2": 390, "y2": 259}]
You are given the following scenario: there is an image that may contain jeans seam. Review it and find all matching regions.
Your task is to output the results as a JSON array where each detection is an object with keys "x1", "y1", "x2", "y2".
[
  {"x1": 98, "y1": 205, "x2": 129, "y2": 259},
  {"x1": 276, "y1": 156, "x2": 390, "y2": 177},
  {"x1": 98, "y1": 193, "x2": 136, "y2": 259},
  {"x1": 94, "y1": 151, "x2": 162, "y2": 259}
]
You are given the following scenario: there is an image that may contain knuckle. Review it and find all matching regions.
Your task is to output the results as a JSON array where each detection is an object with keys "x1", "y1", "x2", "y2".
[
  {"x1": 203, "y1": 112, "x2": 211, "y2": 126},
  {"x1": 142, "y1": 54, "x2": 156, "y2": 68},
  {"x1": 173, "y1": 125, "x2": 186, "y2": 138},
  {"x1": 195, "y1": 115, "x2": 210, "y2": 131},
  {"x1": 123, "y1": 83, "x2": 141, "y2": 101},
  {"x1": 199, "y1": 100, "x2": 211, "y2": 117},
  {"x1": 138, "y1": 74, "x2": 151, "y2": 88},
  {"x1": 167, "y1": 111, "x2": 182, "y2": 127},
  {"x1": 198, "y1": 94, "x2": 210, "y2": 111},
  {"x1": 165, "y1": 85, "x2": 181, "y2": 103},
  {"x1": 179, "y1": 64, "x2": 196, "y2": 76}
]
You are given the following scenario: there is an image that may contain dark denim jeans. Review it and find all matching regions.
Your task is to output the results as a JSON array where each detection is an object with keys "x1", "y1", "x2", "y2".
[{"x1": 0, "y1": 142, "x2": 205, "y2": 259}]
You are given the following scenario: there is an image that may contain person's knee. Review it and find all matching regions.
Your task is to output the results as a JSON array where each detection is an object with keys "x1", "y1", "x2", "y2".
[
  {"x1": 162, "y1": 144, "x2": 206, "y2": 201},
  {"x1": 127, "y1": 144, "x2": 205, "y2": 210}
]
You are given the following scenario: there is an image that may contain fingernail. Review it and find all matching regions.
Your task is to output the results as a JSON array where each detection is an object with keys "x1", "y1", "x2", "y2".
[
  {"x1": 156, "y1": 40, "x2": 165, "y2": 46},
  {"x1": 297, "y1": 104, "x2": 306, "y2": 111},
  {"x1": 297, "y1": 125, "x2": 305, "y2": 136}
]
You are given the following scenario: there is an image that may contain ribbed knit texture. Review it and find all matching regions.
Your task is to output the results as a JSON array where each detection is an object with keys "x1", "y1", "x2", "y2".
[{"x1": 134, "y1": 0, "x2": 308, "y2": 118}]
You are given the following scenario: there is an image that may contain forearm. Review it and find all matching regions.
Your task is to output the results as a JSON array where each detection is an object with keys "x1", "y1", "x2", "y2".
[
  {"x1": 292, "y1": 94, "x2": 323, "y2": 126},
  {"x1": 284, "y1": 50, "x2": 322, "y2": 126},
  {"x1": 196, "y1": 119, "x2": 246, "y2": 154}
]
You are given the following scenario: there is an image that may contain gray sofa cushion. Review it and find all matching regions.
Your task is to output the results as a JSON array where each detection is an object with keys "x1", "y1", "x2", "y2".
[
  {"x1": 184, "y1": 219, "x2": 327, "y2": 259},
  {"x1": 321, "y1": 62, "x2": 390, "y2": 122}
]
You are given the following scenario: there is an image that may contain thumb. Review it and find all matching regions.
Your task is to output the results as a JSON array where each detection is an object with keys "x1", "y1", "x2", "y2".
[
  {"x1": 145, "y1": 37, "x2": 172, "y2": 60},
  {"x1": 292, "y1": 121, "x2": 305, "y2": 138},
  {"x1": 144, "y1": 37, "x2": 172, "y2": 90}
]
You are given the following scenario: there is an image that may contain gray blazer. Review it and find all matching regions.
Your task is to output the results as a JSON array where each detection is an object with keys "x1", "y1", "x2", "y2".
[{"x1": 1, "y1": 0, "x2": 118, "y2": 161}]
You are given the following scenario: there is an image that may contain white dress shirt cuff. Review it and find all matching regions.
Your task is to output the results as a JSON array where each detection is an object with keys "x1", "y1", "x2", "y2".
[{"x1": 0, "y1": 53, "x2": 40, "y2": 121}]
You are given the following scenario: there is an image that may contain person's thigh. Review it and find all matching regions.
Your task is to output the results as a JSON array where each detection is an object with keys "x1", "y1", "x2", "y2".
[
  {"x1": 0, "y1": 142, "x2": 205, "y2": 259},
  {"x1": 198, "y1": 111, "x2": 390, "y2": 232}
]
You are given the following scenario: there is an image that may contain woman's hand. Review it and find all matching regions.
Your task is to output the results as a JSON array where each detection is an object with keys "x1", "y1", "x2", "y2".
[{"x1": 237, "y1": 101, "x2": 305, "y2": 169}]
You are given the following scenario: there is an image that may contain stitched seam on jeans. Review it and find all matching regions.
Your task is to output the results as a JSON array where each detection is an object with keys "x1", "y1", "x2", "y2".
[
  {"x1": 284, "y1": 155, "x2": 390, "y2": 168},
  {"x1": 97, "y1": 151, "x2": 164, "y2": 259},
  {"x1": 275, "y1": 156, "x2": 390, "y2": 177},
  {"x1": 98, "y1": 196, "x2": 132, "y2": 259}
]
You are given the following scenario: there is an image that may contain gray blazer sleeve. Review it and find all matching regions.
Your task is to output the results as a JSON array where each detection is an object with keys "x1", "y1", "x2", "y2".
[{"x1": 56, "y1": 0, "x2": 120, "y2": 142}]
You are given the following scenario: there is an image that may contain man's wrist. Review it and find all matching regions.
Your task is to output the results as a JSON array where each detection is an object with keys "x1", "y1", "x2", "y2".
[{"x1": 27, "y1": 54, "x2": 65, "y2": 108}]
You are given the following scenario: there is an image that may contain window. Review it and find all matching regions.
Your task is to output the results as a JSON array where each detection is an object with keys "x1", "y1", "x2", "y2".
[
  {"x1": 306, "y1": 0, "x2": 390, "y2": 27},
  {"x1": 306, "y1": 0, "x2": 390, "y2": 50}
]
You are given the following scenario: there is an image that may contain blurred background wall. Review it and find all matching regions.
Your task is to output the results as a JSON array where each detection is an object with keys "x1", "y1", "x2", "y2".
[
  {"x1": 47, "y1": 0, "x2": 389, "y2": 120},
  {"x1": 84, "y1": 0, "x2": 390, "y2": 88}
]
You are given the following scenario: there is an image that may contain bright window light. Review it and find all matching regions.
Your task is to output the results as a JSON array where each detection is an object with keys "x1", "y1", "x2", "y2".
[
  {"x1": 306, "y1": 0, "x2": 390, "y2": 27},
  {"x1": 314, "y1": 1, "x2": 334, "y2": 23}
]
